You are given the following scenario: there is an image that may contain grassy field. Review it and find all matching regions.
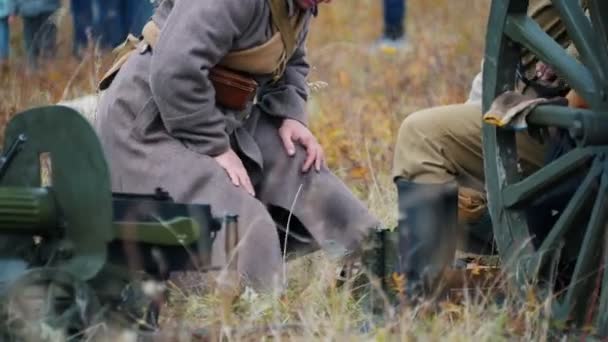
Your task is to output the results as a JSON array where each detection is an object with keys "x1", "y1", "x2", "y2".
[{"x1": 0, "y1": 0, "x2": 574, "y2": 340}]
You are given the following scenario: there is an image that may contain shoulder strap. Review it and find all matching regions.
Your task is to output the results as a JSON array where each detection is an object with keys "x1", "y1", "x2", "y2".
[{"x1": 268, "y1": 0, "x2": 298, "y2": 58}]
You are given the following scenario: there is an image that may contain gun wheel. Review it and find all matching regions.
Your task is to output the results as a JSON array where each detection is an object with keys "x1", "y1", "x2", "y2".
[
  {"x1": 1, "y1": 268, "x2": 101, "y2": 340},
  {"x1": 483, "y1": 0, "x2": 608, "y2": 336}
]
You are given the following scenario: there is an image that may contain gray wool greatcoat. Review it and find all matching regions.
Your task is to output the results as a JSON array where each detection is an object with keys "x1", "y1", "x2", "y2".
[{"x1": 94, "y1": 0, "x2": 380, "y2": 291}]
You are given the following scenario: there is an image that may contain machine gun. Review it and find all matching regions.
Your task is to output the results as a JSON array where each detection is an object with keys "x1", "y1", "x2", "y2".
[{"x1": 0, "y1": 106, "x2": 236, "y2": 339}]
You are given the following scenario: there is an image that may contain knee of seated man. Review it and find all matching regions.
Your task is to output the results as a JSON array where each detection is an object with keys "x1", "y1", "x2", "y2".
[
  {"x1": 396, "y1": 108, "x2": 448, "y2": 149},
  {"x1": 393, "y1": 106, "x2": 465, "y2": 182},
  {"x1": 213, "y1": 184, "x2": 275, "y2": 227},
  {"x1": 394, "y1": 108, "x2": 450, "y2": 173},
  {"x1": 262, "y1": 140, "x2": 309, "y2": 173}
]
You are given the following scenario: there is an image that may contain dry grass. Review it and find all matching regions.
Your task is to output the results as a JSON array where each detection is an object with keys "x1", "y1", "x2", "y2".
[
  {"x1": 306, "y1": 0, "x2": 488, "y2": 227},
  {"x1": 0, "y1": 0, "x2": 578, "y2": 340}
]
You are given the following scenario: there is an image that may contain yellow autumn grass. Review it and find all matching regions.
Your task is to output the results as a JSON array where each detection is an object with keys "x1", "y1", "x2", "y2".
[{"x1": 0, "y1": 0, "x2": 573, "y2": 340}]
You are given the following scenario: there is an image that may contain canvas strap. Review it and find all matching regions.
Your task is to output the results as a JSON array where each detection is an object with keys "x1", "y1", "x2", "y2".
[{"x1": 269, "y1": 0, "x2": 298, "y2": 54}]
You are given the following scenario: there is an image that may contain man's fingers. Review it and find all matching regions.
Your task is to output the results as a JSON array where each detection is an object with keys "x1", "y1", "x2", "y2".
[
  {"x1": 302, "y1": 144, "x2": 317, "y2": 172},
  {"x1": 226, "y1": 168, "x2": 240, "y2": 187},
  {"x1": 227, "y1": 167, "x2": 255, "y2": 196},
  {"x1": 214, "y1": 149, "x2": 256, "y2": 195},
  {"x1": 239, "y1": 171, "x2": 256, "y2": 196},
  {"x1": 279, "y1": 130, "x2": 296, "y2": 156}
]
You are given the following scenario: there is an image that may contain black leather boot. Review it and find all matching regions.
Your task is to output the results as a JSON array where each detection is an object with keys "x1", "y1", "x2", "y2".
[
  {"x1": 463, "y1": 210, "x2": 495, "y2": 255},
  {"x1": 395, "y1": 178, "x2": 459, "y2": 300}
]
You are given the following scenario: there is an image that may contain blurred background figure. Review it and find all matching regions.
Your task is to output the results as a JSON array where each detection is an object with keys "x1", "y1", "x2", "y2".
[
  {"x1": 16, "y1": 0, "x2": 60, "y2": 68},
  {"x1": 70, "y1": 0, "x2": 96, "y2": 57},
  {"x1": 124, "y1": 0, "x2": 154, "y2": 39},
  {"x1": 0, "y1": 0, "x2": 14, "y2": 70},
  {"x1": 70, "y1": 0, "x2": 155, "y2": 56},
  {"x1": 96, "y1": 0, "x2": 125, "y2": 49},
  {"x1": 97, "y1": 0, "x2": 154, "y2": 49},
  {"x1": 373, "y1": 0, "x2": 410, "y2": 54}
]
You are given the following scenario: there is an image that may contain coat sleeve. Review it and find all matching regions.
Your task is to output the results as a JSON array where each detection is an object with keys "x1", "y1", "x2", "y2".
[
  {"x1": 256, "y1": 16, "x2": 312, "y2": 126},
  {"x1": 149, "y1": 0, "x2": 256, "y2": 156}
]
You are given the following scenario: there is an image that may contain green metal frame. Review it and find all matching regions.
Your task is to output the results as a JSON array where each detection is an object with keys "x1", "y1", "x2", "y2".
[
  {"x1": 0, "y1": 106, "x2": 113, "y2": 281},
  {"x1": 483, "y1": 0, "x2": 608, "y2": 335}
]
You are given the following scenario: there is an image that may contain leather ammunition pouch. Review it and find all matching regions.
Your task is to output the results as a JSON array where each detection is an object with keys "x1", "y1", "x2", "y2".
[{"x1": 208, "y1": 67, "x2": 258, "y2": 111}]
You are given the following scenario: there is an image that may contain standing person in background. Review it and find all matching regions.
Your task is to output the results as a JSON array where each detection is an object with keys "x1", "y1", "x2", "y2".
[
  {"x1": 0, "y1": 0, "x2": 14, "y2": 70},
  {"x1": 70, "y1": 0, "x2": 97, "y2": 57},
  {"x1": 16, "y1": 0, "x2": 60, "y2": 69},
  {"x1": 96, "y1": 0, "x2": 154, "y2": 49},
  {"x1": 123, "y1": 0, "x2": 153, "y2": 41},
  {"x1": 373, "y1": 0, "x2": 409, "y2": 54},
  {"x1": 96, "y1": 0, "x2": 122, "y2": 49}
]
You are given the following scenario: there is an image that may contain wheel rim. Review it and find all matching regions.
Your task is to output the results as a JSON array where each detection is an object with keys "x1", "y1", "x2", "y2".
[
  {"x1": 482, "y1": 0, "x2": 608, "y2": 335},
  {"x1": 1, "y1": 268, "x2": 101, "y2": 339}
]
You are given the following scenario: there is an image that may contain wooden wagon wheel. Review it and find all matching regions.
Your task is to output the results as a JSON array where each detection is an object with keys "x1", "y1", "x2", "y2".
[{"x1": 482, "y1": 0, "x2": 608, "y2": 335}]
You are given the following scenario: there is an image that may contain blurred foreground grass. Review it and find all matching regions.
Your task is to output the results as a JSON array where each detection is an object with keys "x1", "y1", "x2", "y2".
[{"x1": 0, "y1": 0, "x2": 566, "y2": 340}]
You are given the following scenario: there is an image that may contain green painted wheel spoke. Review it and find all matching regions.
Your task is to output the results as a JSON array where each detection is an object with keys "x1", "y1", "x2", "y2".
[
  {"x1": 552, "y1": 0, "x2": 608, "y2": 96},
  {"x1": 502, "y1": 148, "x2": 593, "y2": 208},
  {"x1": 534, "y1": 160, "x2": 601, "y2": 270},
  {"x1": 482, "y1": 0, "x2": 533, "y2": 275},
  {"x1": 527, "y1": 105, "x2": 598, "y2": 129},
  {"x1": 481, "y1": 0, "x2": 522, "y2": 113},
  {"x1": 505, "y1": 14, "x2": 597, "y2": 103},
  {"x1": 598, "y1": 229, "x2": 608, "y2": 336},
  {"x1": 559, "y1": 169, "x2": 608, "y2": 322},
  {"x1": 588, "y1": 0, "x2": 608, "y2": 60}
]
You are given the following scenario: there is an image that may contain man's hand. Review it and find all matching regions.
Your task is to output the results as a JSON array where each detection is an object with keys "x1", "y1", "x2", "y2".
[
  {"x1": 567, "y1": 90, "x2": 589, "y2": 109},
  {"x1": 535, "y1": 61, "x2": 557, "y2": 82},
  {"x1": 278, "y1": 119, "x2": 325, "y2": 172},
  {"x1": 214, "y1": 148, "x2": 255, "y2": 196}
]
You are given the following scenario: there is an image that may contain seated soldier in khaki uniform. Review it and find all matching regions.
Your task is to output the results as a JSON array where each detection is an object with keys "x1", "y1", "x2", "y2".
[
  {"x1": 392, "y1": 0, "x2": 585, "y2": 298},
  {"x1": 94, "y1": 0, "x2": 380, "y2": 293}
]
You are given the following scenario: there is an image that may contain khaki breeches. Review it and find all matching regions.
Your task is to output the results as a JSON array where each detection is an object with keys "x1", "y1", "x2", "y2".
[{"x1": 392, "y1": 103, "x2": 546, "y2": 192}]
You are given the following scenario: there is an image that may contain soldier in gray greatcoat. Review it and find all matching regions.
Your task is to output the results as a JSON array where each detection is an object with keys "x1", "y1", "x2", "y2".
[{"x1": 94, "y1": 0, "x2": 380, "y2": 292}]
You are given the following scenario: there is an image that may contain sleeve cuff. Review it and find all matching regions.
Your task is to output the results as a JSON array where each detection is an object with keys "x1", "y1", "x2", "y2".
[{"x1": 256, "y1": 87, "x2": 308, "y2": 126}]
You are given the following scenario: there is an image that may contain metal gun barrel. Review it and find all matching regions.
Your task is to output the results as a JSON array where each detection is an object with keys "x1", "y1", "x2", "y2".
[
  {"x1": 0, "y1": 187, "x2": 59, "y2": 234},
  {"x1": 224, "y1": 215, "x2": 239, "y2": 272}
]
